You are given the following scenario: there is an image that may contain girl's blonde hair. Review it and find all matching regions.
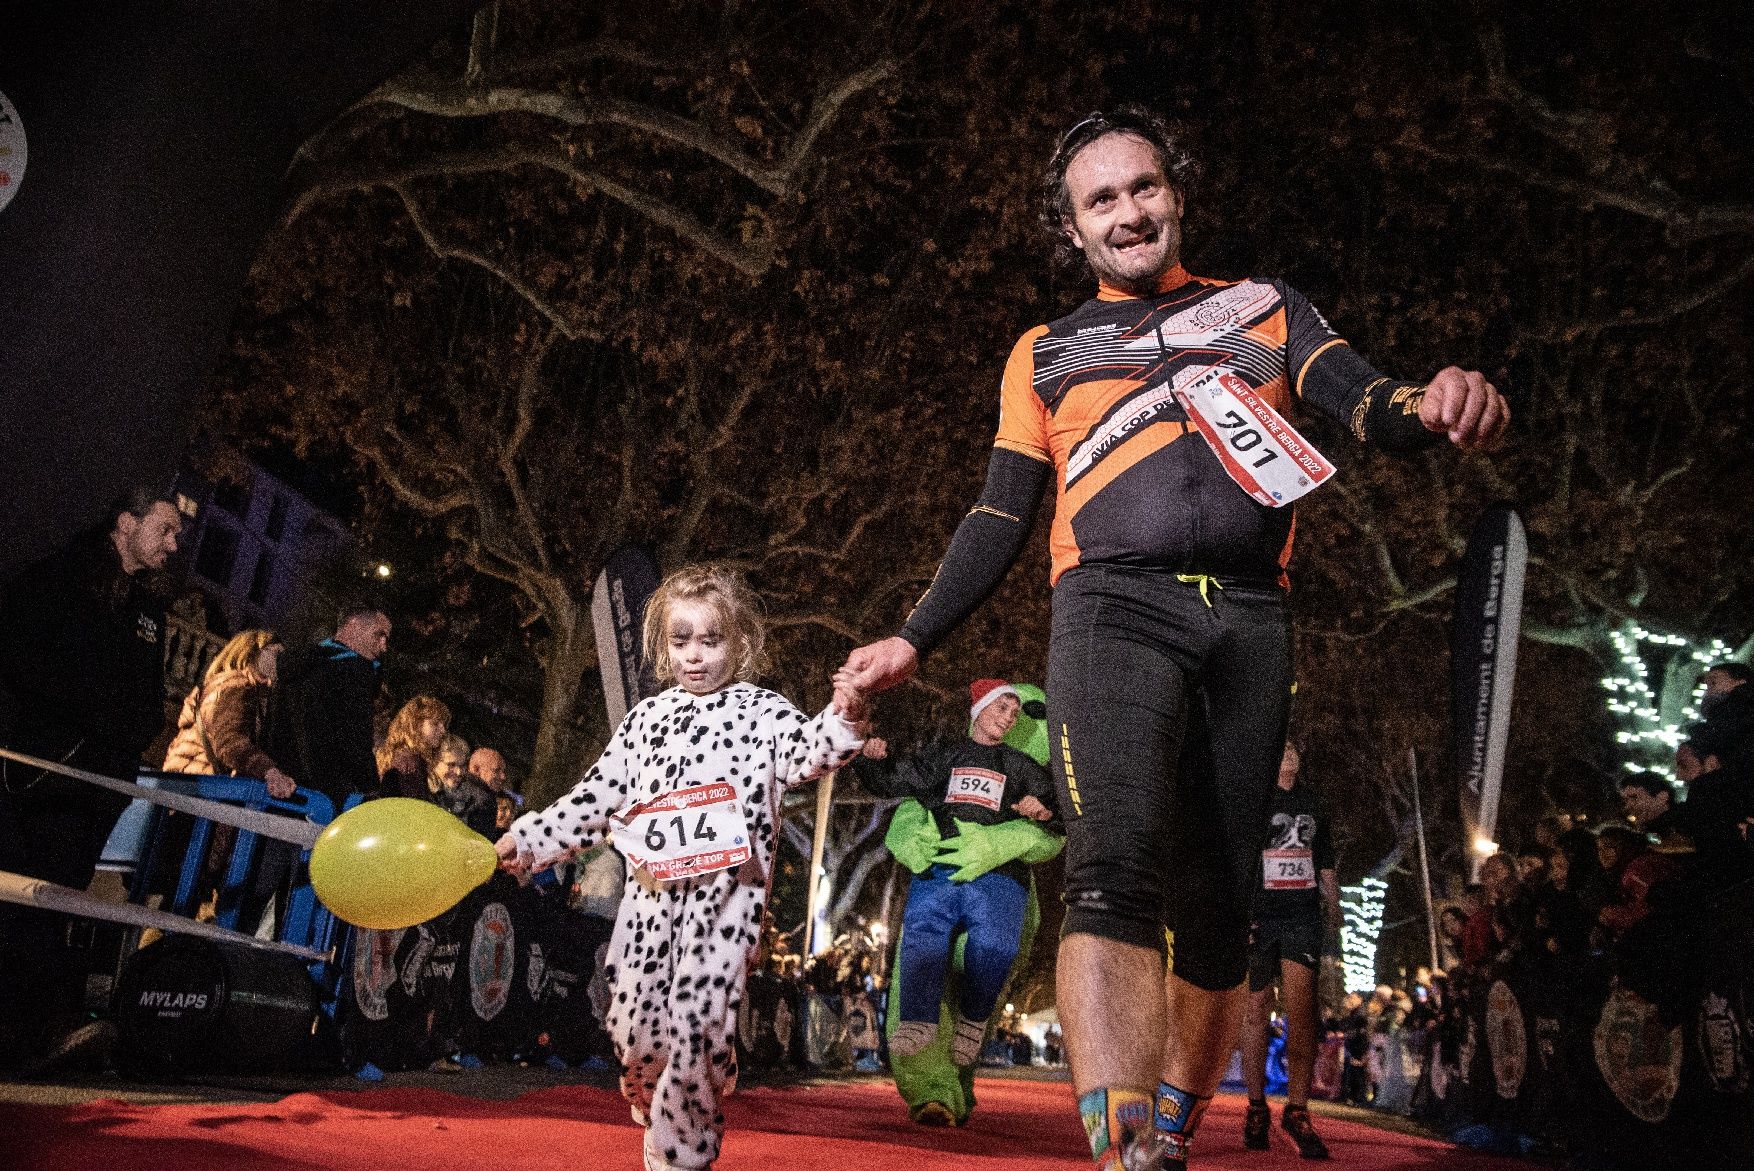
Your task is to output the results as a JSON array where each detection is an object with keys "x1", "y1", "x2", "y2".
[
  {"x1": 376, "y1": 695, "x2": 452, "y2": 773},
  {"x1": 204, "y1": 629, "x2": 281, "y2": 687},
  {"x1": 642, "y1": 564, "x2": 768, "y2": 686}
]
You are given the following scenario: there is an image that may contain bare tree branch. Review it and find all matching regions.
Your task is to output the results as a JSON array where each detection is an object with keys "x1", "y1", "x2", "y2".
[{"x1": 390, "y1": 184, "x2": 596, "y2": 339}]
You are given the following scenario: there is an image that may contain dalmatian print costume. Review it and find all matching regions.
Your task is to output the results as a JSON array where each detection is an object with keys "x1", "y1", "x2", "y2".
[{"x1": 509, "y1": 682, "x2": 862, "y2": 1171}]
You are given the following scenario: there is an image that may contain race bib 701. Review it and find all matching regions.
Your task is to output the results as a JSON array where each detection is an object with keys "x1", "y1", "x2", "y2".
[
  {"x1": 610, "y1": 781, "x2": 751, "y2": 881},
  {"x1": 945, "y1": 767, "x2": 1006, "y2": 812},
  {"x1": 1174, "y1": 367, "x2": 1335, "y2": 507}
]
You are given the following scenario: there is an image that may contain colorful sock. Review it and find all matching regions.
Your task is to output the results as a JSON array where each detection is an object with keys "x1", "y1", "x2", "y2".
[
  {"x1": 1079, "y1": 1087, "x2": 1153, "y2": 1167},
  {"x1": 1153, "y1": 1081, "x2": 1212, "y2": 1158}
]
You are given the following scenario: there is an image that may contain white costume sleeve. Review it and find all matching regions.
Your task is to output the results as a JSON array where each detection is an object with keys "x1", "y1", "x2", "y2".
[
  {"x1": 509, "y1": 705, "x2": 639, "y2": 870},
  {"x1": 772, "y1": 701, "x2": 864, "y2": 791}
]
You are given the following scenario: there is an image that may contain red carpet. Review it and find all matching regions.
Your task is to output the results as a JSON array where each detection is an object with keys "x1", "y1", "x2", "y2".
[{"x1": 3, "y1": 1078, "x2": 1525, "y2": 1170}]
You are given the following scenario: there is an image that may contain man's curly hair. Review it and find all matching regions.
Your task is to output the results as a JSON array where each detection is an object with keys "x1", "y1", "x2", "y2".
[{"x1": 1038, "y1": 105, "x2": 1201, "y2": 270}]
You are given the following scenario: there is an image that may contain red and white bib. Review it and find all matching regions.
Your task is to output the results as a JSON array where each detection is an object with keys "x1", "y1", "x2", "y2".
[{"x1": 611, "y1": 781, "x2": 752, "y2": 881}]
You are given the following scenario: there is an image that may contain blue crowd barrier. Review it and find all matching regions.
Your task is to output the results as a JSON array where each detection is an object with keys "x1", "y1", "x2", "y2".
[{"x1": 107, "y1": 771, "x2": 360, "y2": 1020}]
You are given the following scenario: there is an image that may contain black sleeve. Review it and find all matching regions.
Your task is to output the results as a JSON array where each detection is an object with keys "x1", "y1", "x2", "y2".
[
  {"x1": 849, "y1": 743, "x2": 943, "y2": 802},
  {"x1": 1013, "y1": 750, "x2": 1060, "y2": 820},
  {"x1": 1280, "y1": 281, "x2": 1441, "y2": 455},
  {"x1": 897, "y1": 448, "x2": 1052, "y2": 655},
  {"x1": 0, "y1": 557, "x2": 96, "y2": 728}
]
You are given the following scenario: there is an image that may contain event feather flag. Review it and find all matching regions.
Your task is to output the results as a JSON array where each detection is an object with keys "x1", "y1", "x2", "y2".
[
  {"x1": 590, "y1": 547, "x2": 662, "y2": 728},
  {"x1": 1450, "y1": 505, "x2": 1528, "y2": 879}
]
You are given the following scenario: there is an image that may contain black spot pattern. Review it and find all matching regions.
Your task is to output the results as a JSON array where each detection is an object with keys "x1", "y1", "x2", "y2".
[{"x1": 504, "y1": 682, "x2": 861, "y2": 1171}]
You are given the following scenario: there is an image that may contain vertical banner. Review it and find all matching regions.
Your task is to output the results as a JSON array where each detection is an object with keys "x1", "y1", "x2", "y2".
[
  {"x1": 589, "y1": 547, "x2": 662, "y2": 728},
  {"x1": 1450, "y1": 505, "x2": 1528, "y2": 879}
]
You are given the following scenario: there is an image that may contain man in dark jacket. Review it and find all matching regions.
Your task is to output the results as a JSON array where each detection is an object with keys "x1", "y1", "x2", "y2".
[
  {"x1": 268, "y1": 606, "x2": 388, "y2": 807},
  {"x1": 1675, "y1": 663, "x2": 1754, "y2": 874},
  {"x1": 0, "y1": 488, "x2": 182, "y2": 1067}
]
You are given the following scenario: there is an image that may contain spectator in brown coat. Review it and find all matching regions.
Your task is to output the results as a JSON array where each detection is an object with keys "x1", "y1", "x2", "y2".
[
  {"x1": 158, "y1": 630, "x2": 295, "y2": 917},
  {"x1": 163, "y1": 629, "x2": 294, "y2": 797}
]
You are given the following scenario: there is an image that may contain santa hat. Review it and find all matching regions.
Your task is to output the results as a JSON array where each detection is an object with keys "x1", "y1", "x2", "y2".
[{"x1": 969, "y1": 678, "x2": 1020, "y2": 720}]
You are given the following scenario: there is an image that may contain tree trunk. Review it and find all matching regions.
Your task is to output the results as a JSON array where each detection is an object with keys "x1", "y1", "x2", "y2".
[{"x1": 526, "y1": 611, "x2": 598, "y2": 809}]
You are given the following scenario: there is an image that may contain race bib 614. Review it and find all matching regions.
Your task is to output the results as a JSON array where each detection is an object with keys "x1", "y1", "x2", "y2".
[{"x1": 611, "y1": 781, "x2": 751, "y2": 881}]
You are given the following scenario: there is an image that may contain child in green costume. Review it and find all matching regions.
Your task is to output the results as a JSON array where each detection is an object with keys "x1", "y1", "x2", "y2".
[{"x1": 870, "y1": 682, "x2": 1062, "y2": 1125}]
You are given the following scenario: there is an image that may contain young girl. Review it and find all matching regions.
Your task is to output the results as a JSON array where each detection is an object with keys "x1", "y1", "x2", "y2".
[{"x1": 498, "y1": 565, "x2": 867, "y2": 1171}]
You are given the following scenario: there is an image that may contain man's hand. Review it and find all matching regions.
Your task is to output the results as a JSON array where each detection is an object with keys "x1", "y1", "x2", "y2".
[
  {"x1": 263, "y1": 768, "x2": 296, "y2": 801},
  {"x1": 1010, "y1": 795, "x2": 1052, "y2": 822},
  {"x1": 861, "y1": 737, "x2": 889, "y2": 760},
  {"x1": 1417, "y1": 366, "x2": 1510, "y2": 450},
  {"x1": 835, "y1": 636, "x2": 919, "y2": 695}
]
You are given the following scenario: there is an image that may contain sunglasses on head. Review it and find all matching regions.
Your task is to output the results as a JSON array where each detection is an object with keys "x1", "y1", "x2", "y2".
[{"x1": 1051, "y1": 110, "x2": 1153, "y2": 165}]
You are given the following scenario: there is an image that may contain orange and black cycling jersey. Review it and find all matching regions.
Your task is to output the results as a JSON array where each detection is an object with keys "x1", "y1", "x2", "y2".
[{"x1": 899, "y1": 267, "x2": 1438, "y2": 655}]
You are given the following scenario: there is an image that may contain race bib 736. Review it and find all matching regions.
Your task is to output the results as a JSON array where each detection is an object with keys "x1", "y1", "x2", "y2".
[{"x1": 1262, "y1": 848, "x2": 1317, "y2": 891}]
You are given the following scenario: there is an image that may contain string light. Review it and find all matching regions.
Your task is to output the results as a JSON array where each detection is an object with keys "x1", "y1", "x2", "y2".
[
  {"x1": 1597, "y1": 622, "x2": 1742, "y2": 786},
  {"x1": 1339, "y1": 877, "x2": 1388, "y2": 994}
]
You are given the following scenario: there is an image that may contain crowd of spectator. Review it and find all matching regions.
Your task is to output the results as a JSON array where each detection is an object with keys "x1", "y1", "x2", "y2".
[{"x1": 1296, "y1": 670, "x2": 1754, "y2": 1166}]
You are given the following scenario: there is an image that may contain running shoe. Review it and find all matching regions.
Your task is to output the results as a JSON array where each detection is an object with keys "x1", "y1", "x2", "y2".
[
  {"x1": 1243, "y1": 1099, "x2": 1271, "y2": 1150},
  {"x1": 1281, "y1": 1104, "x2": 1330, "y2": 1160},
  {"x1": 1112, "y1": 1131, "x2": 1189, "y2": 1171},
  {"x1": 912, "y1": 1101, "x2": 957, "y2": 1127}
]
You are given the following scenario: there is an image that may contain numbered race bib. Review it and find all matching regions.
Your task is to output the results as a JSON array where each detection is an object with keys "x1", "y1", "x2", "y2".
[
  {"x1": 611, "y1": 781, "x2": 751, "y2": 882},
  {"x1": 1263, "y1": 848, "x2": 1317, "y2": 891},
  {"x1": 945, "y1": 767, "x2": 1006, "y2": 813},
  {"x1": 1173, "y1": 367, "x2": 1335, "y2": 507}
]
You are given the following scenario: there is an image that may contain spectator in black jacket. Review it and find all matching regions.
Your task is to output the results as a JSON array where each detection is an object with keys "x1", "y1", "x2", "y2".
[
  {"x1": 269, "y1": 606, "x2": 388, "y2": 807},
  {"x1": 0, "y1": 487, "x2": 182, "y2": 1068},
  {"x1": 445, "y1": 742, "x2": 503, "y2": 839},
  {"x1": 1675, "y1": 663, "x2": 1754, "y2": 874}
]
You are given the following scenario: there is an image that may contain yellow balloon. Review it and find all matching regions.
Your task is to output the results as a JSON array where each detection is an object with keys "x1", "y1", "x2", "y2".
[{"x1": 309, "y1": 798, "x2": 498, "y2": 929}]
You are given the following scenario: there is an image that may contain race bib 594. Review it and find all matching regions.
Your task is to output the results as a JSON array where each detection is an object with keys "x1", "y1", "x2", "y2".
[{"x1": 945, "y1": 767, "x2": 1006, "y2": 812}]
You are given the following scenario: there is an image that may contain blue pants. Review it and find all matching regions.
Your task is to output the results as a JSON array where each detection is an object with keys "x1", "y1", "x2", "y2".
[{"x1": 896, "y1": 864, "x2": 1028, "y2": 1024}]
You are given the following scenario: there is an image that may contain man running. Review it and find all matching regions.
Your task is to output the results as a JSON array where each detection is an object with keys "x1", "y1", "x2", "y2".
[
  {"x1": 1240, "y1": 743, "x2": 1337, "y2": 1159},
  {"x1": 837, "y1": 106, "x2": 1507, "y2": 1170}
]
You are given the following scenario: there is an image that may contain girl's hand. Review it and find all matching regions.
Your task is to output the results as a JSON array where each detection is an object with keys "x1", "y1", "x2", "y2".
[
  {"x1": 264, "y1": 768, "x2": 296, "y2": 800},
  {"x1": 495, "y1": 832, "x2": 531, "y2": 877},
  {"x1": 833, "y1": 683, "x2": 871, "y2": 727}
]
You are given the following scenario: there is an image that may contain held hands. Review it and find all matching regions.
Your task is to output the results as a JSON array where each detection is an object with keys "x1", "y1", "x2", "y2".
[
  {"x1": 1010, "y1": 794, "x2": 1052, "y2": 822},
  {"x1": 835, "y1": 636, "x2": 919, "y2": 695},
  {"x1": 1417, "y1": 367, "x2": 1510, "y2": 450},
  {"x1": 264, "y1": 768, "x2": 296, "y2": 801},
  {"x1": 861, "y1": 737, "x2": 889, "y2": 761},
  {"x1": 832, "y1": 682, "x2": 872, "y2": 733},
  {"x1": 495, "y1": 832, "x2": 533, "y2": 879}
]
